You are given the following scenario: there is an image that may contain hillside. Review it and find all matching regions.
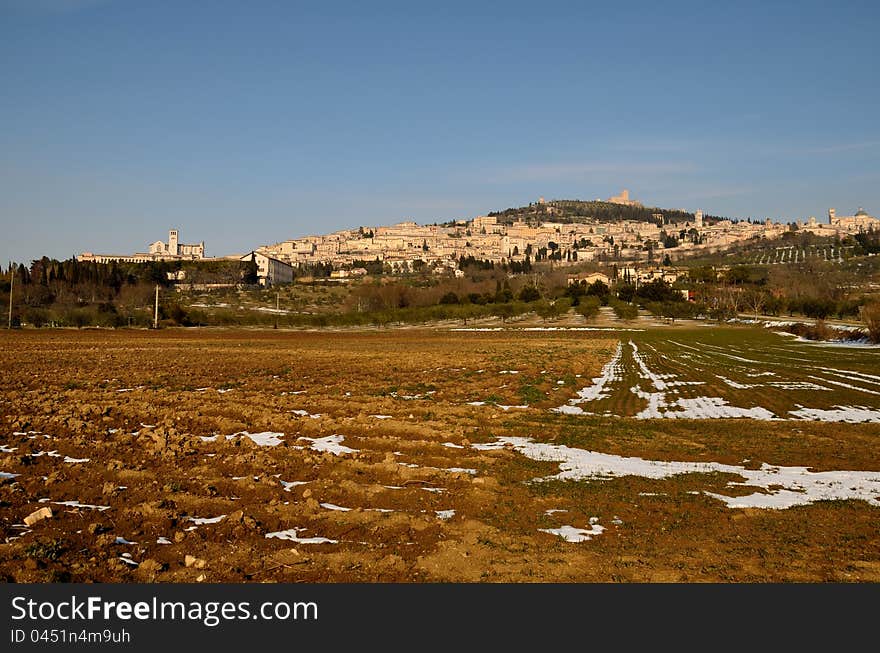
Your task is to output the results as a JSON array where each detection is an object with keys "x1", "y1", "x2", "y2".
[{"x1": 487, "y1": 199, "x2": 726, "y2": 226}]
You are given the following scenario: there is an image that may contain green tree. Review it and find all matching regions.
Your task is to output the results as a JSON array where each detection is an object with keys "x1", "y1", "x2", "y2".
[{"x1": 518, "y1": 285, "x2": 541, "y2": 302}]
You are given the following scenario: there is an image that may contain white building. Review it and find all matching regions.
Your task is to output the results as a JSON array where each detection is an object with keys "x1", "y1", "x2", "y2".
[{"x1": 240, "y1": 250, "x2": 294, "y2": 286}]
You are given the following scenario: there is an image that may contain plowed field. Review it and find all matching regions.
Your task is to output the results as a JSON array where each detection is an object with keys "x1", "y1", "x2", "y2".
[{"x1": 2, "y1": 327, "x2": 879, "y2": 582}]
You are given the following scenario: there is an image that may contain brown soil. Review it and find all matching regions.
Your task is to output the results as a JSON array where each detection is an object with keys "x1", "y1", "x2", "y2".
[{"x1": 1, "y1": 328, "x2": 878, "y2": 582}]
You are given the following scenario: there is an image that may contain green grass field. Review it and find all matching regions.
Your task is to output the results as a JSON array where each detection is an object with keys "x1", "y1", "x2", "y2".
[{"x1": 554, "y1": 327, "x2": 880, "y2": 423}]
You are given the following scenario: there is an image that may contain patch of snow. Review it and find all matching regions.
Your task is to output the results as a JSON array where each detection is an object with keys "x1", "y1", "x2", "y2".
[
  {"x1": 370, "y1": 414, "x2": 393, "y2": 419},
  {"x1": 698, "y1": 346, "x2": 762, "y2": 364},
  {"x1": 234, "y1": 431, "x2": 286, "y2": 446},
  {"x1": 188, "y1": 515, "x2": 226, "y2": 525},
  {"x1": 445, "y1": 467, "x2": 478, "y2": 475},
  {"x1": 553, "y1": 404, "x2": 586, "y2": 415},
  {"x1": 156, "y1": 537, "x2": 172, "y2": 545},
  {"x1": 539, "y1": 523, "x2": 605, "y2": 542},
  {"x1": 788, "y1": 405, "x2": 880, "y2": 423},
  {"x1": 631, "y1": 341, "x2": 677, "y2": 390},
  {"x1": 716, "y1": 375, "x2": 757, "y2": 389},
  {"x1": 0, "y1": 472, "x2": 20, "y2": 479},
  {"x1": 298, "y1": 434, "x2": 358, "y2": 456},
  {"x1": 818, "y1": 368, "x2": 880, "y2": 384},
  {"x1": 480, "y1": 436, "x2": 880, "y2": 510},
  {"x1": 52, "y1": 500, "x2": 110, "y2": 511},
  {"x1": 265, "y1": 528, "x2": 337, "y2": 544},
  {"x1": 442, "y1": 442, "x2": 464, "y2": 449},
  {"x1": 435, "y1": 510, "x2": 455, "y2": 520},
  {"x1": 449, "y1": 328, "x2": 503, "y2": 332},
  {"x1": 114, "y1": 537, "x2": 136, "y2": 545},
  {"x1": 768, "y1": 381, "x2": 829, "y2": 391},
  {"x1": 554, "y1": 342, "x2": 623, "y2": 411},
  {"x1": 32, "y1": 450, "x2": 66, "y2": 458},
  {"x1": 320, "y1": 502, "x2": 351, "y2": 512},
  {"x1": 63, "y1": 456, "x2": 90, "y2": 463},
  {"x1": 291, "y1": 410, "x2": 321, "y2": 419},
  {"x1": 630, "y1": 381, "x2": 777, "y2": 420},
  {"x1": 808, "y1": 375, "x2": 880, "y2": 396},
  {"x1": 281, "y1": 480, "x2": 309, "y2": 491},
  {"x1": 663, "y1": 396, "x2": 777, "y2": 420},
  {"x1": 795, "y1": 338, "x2": 880, "y2": 349}
]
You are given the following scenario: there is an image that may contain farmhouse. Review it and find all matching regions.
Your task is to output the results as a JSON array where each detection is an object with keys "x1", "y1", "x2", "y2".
[
  {"x1": 567, "y1": 272, "x2": 611, "y2": 286},
  {"x1": 240, "y1": 250, "x2": 294, "y2": 286}
]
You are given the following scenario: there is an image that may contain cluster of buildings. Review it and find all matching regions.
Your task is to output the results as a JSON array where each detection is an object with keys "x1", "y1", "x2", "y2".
[
  {"x1": 76, "y1": 197, "x2": 879, "y2": 286},
  {"x1": 827, "y1": 207, "x2": 877, "y2": 232},
  {"x1": 79, "y1": 229, "x2": 207, "y2": 264},
  {"x1": 254, "y1": 207, "x2": 785, "y2": 274}
]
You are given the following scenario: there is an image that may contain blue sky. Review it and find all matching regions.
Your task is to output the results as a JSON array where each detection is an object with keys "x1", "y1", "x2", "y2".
[{"x1": 2, "y1": 0, "x2": 879, "y2": 264}]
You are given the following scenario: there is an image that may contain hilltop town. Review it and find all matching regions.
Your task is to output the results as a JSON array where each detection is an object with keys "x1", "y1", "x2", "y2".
[{"x1": 76, "y1": 190, "x2": 878, "y2": 286}]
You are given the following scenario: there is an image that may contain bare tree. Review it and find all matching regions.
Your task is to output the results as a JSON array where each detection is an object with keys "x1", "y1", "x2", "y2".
[{"x1": 743, "y1": 289, "x2": 767, "y2": 321}]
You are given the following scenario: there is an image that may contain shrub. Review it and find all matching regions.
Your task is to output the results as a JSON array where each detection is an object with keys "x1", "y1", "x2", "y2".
[
  {"x1": 518, "y1": 286, "x2": 541, "y2": 303},
  {"x1": 610, "y1": 299, "x2": 638, "y2": 320},
  {"x1": 575, "y1": 296, "x2": 600, "y2": 320},
  {"x1": 860, "y1": 302, "x2": 880, "y2": 343}
]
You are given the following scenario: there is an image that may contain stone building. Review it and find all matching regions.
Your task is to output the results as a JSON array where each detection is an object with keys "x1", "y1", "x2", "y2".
[
  {"x1": 78, "y1": 229, "x2": 205, "y2": 264},
  {"x1": 148, "y1": 229, "x2": 205, "y2": 258},
  {"x1": 828, "y1": 207, "x2": 878, "y2": 232},
  {"x1": 606, "y1": 189, "x2": 643, "y2": 207}
]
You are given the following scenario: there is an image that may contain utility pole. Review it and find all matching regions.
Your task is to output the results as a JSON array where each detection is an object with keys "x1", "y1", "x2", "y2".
[
  {"x1": 153, "y1": 284, "x2": 159, "y2": 329},
  {"x1": 7, "y1": 266, "x2": 13, "y2": 329}
]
